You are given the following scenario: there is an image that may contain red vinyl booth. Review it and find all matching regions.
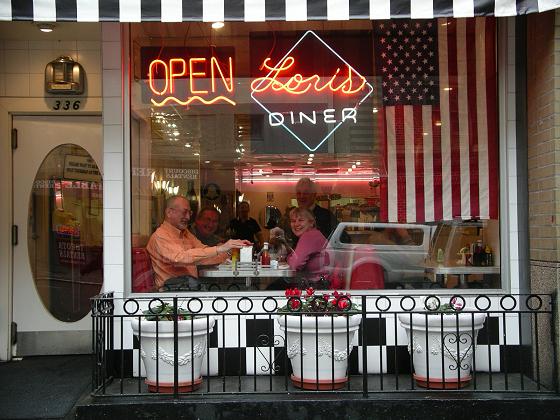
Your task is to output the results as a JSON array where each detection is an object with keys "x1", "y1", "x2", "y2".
[
  {"x1": 349, "y1": 262, "x2": 385, "y2": 290},
  {"x1": 132, "y1": 247, "x2": 155, "y2": 292}
]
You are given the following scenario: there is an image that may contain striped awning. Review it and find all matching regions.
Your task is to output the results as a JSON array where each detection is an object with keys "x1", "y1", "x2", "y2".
[{"x1": 1, "y1": 0, "x2": 559, "y2": 22}]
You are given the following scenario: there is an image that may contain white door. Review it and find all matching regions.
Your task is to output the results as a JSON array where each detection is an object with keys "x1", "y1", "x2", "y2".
[{"x1": 12, "y1": 115, "x2": 103, "y2": 356}]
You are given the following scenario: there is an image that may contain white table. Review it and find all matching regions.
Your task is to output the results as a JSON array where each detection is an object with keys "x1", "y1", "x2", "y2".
[
  {"x1": 199, "y1": 262, "x2": 295, "y2": 289},
  {"x1": 425, "y1": 265, "x2": 501, "y2": 288}
]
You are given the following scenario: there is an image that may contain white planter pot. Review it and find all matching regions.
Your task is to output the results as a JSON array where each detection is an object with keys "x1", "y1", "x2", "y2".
[
  {"x1": 398, "y1": 312, "x2": 486, "y2": 389},
  {"x1": 276, "y1": 314, "x2": 362, "y2": 390},
  {"x1": 131, "y1": 316, "x2": 215, "y2": 393}
]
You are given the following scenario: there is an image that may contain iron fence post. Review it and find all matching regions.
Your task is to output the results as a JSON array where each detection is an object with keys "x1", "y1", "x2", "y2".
[{"x1": 361, "y1": 295, "x2": 368, "y2": 397}]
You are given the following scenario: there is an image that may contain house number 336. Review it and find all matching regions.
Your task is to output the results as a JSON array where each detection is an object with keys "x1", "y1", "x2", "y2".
[{"x1": 52, "y1": 100, "x2": 81, "y2": 110}]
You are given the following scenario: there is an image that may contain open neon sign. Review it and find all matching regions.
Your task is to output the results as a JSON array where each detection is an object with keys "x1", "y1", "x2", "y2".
[
  {"x1": 251, "y1": 30, "x2": 374, "y2": 152},
  {"x1": 148, "y1": 56, "x2": 236, "y2": 107}
]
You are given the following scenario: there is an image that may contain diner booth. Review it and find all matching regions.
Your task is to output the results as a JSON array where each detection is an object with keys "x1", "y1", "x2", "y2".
[{"x1": 1, "y1": 0, "x2": 558, "y2": 407}]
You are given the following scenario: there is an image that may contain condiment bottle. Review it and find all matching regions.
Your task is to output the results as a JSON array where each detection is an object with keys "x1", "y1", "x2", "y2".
[
  {"x1": 436, "y1": 248, "x2": 444, "y2": 264},
  {"x1": 260, "y1": 242, "x2": 270, "y2": 266},
  {"x1": 485, "y1": 245, "x2": 493, "y2": 266}
]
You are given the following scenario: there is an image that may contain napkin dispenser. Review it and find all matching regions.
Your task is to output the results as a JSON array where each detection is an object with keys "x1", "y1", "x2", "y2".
[{"x1": 240, "y1": 246, "x2": 253, "y2": 262}]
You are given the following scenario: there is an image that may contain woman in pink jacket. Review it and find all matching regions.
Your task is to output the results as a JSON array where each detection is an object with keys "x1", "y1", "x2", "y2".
[{"x1": 286, "y1": 207, "x2": 330, "y2": 287}]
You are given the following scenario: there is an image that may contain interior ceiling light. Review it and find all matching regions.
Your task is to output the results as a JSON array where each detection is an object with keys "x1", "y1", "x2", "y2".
[
  {"x1": 212, "y1": 21, "x2": 224, "y2": 29},
  {"x1": 37, "y1": 23, "x2": 55, "y2": 33}
]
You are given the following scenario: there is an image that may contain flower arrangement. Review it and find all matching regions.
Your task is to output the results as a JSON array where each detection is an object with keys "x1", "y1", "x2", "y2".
[
  {"x1": 424, "y1": 296, "x2": 464, "y2": 313},
  {"x1": 142, "y1": 302, "x2": 192, "y2": 321},
  {"x1": 278, "y1": 287, "x2": 360, "y2": 315}
]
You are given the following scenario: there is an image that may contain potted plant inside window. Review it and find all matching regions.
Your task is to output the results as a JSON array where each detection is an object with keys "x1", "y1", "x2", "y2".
[
  {"x1": 398, "y1": 296, "x2": 486, "y2": 389},
  {"x1": 131, "y1": 302, "x2": 215, "y2": 393},
  {"x1": 276, "y1": 288, "x2": 362, "y2": 390}
]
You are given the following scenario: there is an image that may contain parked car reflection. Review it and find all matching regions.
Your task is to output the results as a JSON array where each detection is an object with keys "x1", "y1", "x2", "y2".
[{"x1": 326, "y1": 222, "x2": 436, "y2": 289}]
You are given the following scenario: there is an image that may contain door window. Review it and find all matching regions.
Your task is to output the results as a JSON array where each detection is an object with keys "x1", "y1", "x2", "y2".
[{"x1": 28, "y1": 144, "x2": 103, "y2": 322}]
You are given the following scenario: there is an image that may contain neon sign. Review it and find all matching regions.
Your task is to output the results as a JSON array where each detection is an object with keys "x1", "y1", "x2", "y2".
[
  {"x1": 250, "y1": 30, "x2": 374, "y2": 152},
  {"x1": 251, "y1": 56, "x2": 367, "y2": 95},
  {"x1": 147, "y1": 55, "x2": 236, "y2": 107},
  {"x1": 268, "y1": 108, "x2": 357, "y2": 126}
]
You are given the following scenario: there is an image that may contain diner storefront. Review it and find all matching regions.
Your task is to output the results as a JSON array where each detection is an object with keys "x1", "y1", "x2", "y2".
[{"x1": 1, "y1": 0, "x2": 560, "y2": 402}]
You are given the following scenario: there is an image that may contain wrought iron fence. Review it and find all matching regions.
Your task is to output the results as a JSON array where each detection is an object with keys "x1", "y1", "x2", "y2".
[{"x1": 91, "y1": 292, "x2": 557, "y2": 397}]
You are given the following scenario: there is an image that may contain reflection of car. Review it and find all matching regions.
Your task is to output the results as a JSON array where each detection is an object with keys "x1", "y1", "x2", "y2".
[{"x1": 326, "y1": 222, "x2": 436, "y2": 289}]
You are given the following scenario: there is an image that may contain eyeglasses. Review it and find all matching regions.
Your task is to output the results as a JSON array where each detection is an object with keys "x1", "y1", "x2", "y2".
[{"x1": 170, "y1": 207, "x2": 193, "y2": 216}]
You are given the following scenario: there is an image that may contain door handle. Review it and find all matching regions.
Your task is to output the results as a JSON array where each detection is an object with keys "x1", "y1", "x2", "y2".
[{"x1": 12, "y1": 225, "x2": 18, "y2": 246}]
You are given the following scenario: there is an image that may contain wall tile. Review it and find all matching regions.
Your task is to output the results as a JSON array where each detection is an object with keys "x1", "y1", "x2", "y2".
[
  {"x1": 103, "y1": 97, "x2": 122, "y2": 125},
  {"x1": 77, "y1": 49, "x2": 101, "y2": 74},
  {"x1": 102, "y1": 23, "x2": 121, "y2": 42},
  {"x1": 86, "y1": 72, "x2": 102, "y2": 97},
  {"x1": 5, "y1": 40, "x2": 29, "y2": 50},
  {"x1": 29, "y1": 74, "x2": 44, "y2": 96},
  {"x1": 54, "y1": 40, "x2": 77, "y2": 51},
  {"x1": 103, "y1": 264, "x2": 124, "y2": 294},
  {"x1": 103, "y1": 236, "x2": 124, "y2": 265},
  {"x1": 5, "y1": 49, "x2": 29, "y2": 74},
  {"x1": 5, "y1": 74, "x2": 29, "y2": 96},
  {"x1": 28, "y1": 49, "x2": 56, "y2": 74},
  {"x1": 104, "y1": 152, "x2": 124, "y2": 181},
  {"x1": 102, "y1": 41, "x2": 122, "y2": 70},
  {"x1": 77, "y1": 41, "x2": 101, "y2": 51},
  {"x1": 28, "y1": 40, "x2": 54, "y2": 50},
  {"x1": 104, "y1": 208, "x2": 124, "y2": 237},
  {"x1": 102, "y1": 69, "x2": 121, "y2": 97},
  {"x1": 103, "y1": 124, "x2": 123, "y2": 153},
  {"x1": 103, "y1": 179, "x2": 124, "y2": 208}
]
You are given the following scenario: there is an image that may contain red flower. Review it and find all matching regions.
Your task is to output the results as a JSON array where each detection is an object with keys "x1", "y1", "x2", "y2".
[
  {"x1": 288, "y1": 298, "x2": 302, "y2": 310},
  {"x1": 285, "y1": 288, "x2": 302, "y2": 298},
  {"x1": 305, "y1": 287, "x2": 315, "y2": 297},
  {"x1": 337, "y1": 298, "x2": 350, "y2": 310}
]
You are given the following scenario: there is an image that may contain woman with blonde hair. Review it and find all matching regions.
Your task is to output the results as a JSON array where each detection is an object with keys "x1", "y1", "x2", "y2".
[{"x1": 286, "y1": 207, "x2": 330, "y2": 287}]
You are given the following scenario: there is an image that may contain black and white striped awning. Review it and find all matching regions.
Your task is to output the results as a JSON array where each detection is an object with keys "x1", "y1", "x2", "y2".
[{"x1": 1, "y1": 0, "x2": 559, "y2": 22}]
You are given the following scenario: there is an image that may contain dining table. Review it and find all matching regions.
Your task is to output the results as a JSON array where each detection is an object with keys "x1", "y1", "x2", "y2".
[{"x1": 199, "y1": 261, "x2": 295, "y2": 289}]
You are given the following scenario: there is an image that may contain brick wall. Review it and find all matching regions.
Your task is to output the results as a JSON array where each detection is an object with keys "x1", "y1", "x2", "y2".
[
  {"x1": 527, "y1": 10, "x2": 560, "y2": 390},
  {"x1": 527, "y1": 10, "x2": 560, "y2": 265}
]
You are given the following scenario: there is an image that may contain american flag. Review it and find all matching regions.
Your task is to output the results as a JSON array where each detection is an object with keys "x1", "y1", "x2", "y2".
[{"x1": 376, "y1": 18, "x2": 499, "y2": 223}]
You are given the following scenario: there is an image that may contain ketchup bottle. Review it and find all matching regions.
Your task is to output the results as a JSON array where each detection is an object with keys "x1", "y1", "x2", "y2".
[{"x1": 260, "y1": 242, "x2": 271, "y2": 266}]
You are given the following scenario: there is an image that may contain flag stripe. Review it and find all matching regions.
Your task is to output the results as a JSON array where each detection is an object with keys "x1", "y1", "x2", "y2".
[
  {"x1": 395, "y1": 106, "x2": 407, "y2": 222},
  {"x1": 446, "y1": 21, "x2": 462, "y2": 219},
  {"x1": 457, "y1": 19, "x2": 471, "y2": 219},
  {"x1": 466, "y1": 18, "x2": 480, "y2": 218},
  {"x1": 439, "y1": 21, "x2": 453, "y2": 220},
  {"x1": 423, "y1": 106, "x2": 434, "y2": 222},
  {"x1": 485, "y1": 18, "x2": 499, "y2": 219},
  {"x1": 414, "y1": 106, "x2": 425, "y2": 223},
  {"x1": 432, "y1": 106, "x2": 444, "y2": 221},
  {"x1": 405, "y1": 106, "x2": 416, "y2": 222},
  {"x1": 386, "y1": 107, "x2": 398, "y2": 222},
  {"x1": 379, "y1": 108, "x2": 389, "y2": 223}
]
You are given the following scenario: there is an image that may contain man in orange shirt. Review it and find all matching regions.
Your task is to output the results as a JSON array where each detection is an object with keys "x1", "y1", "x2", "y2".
[{"x1": 147, "y1": 196, "x2": 250, "y2": 291}]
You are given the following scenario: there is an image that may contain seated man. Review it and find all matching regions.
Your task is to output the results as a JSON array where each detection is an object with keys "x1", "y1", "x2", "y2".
[
  {"x1": 147, "y1": 196, "x2": 250, "y2": 292},
  {"x1": 190, "y1": 206, "x2": 223, "y2": 246}
]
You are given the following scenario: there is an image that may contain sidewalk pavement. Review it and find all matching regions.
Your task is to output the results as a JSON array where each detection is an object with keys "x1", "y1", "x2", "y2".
[{"x1": 0, "y1": 355, "x2": 91, "y2": 420}]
